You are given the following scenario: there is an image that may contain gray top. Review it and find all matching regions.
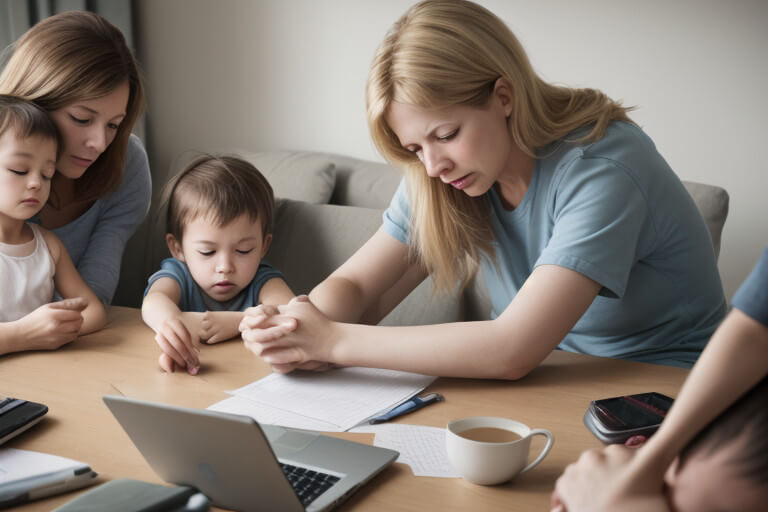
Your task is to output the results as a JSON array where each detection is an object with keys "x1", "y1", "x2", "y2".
[
  {"x1": 383, "y1": 122, "x2": 726, "y2": 368},
  {"x1": 31, "y1": 135, "x2": 152, "y2": 304}
]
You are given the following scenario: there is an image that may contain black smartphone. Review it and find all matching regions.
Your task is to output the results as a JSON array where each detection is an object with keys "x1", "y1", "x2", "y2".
[
  {"x1": 583, "y1": 392, "x2": 673, "y2": 444},
  {"x1": 0, "y1": 397, "x2": 48, "y2": 445}
]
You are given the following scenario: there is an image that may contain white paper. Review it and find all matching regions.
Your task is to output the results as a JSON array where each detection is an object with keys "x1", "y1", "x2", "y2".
[
  {"x1": 221, "y1": 367, "x2": 436, "y2": 431},
  {"x1": 0, "y1": 448, "x2": 87, "y2": 484},
  {"x1": 351, "y1": 424, "x2": 460, "y2": 478},
  {"x1": 208, "y1": 396, "x2": 341, "y2": 432}
]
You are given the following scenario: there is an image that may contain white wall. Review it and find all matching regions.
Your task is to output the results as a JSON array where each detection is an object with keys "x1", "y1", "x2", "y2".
[{"x1": 135, "y1": 0, "x2": 768, "y2": 298}]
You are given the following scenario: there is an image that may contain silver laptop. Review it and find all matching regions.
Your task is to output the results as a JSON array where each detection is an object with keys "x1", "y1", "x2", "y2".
[{"x1": 103, "y1": 395, "x2": 398, "y2": 512}]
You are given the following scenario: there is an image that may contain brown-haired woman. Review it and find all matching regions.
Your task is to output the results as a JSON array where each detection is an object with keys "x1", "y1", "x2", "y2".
[{"x1": 0, "y1": 11, "x2": 150, "y2": 348}]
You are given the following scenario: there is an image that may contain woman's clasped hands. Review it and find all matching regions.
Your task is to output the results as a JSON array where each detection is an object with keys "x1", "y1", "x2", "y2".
[{"x1": 239, "y1": 295, "x2": 336, "y2": 373}]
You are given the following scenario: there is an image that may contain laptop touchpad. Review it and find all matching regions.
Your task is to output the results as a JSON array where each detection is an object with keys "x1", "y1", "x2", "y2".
[{"x1": 272, "y1": 430, "x2": 319, "y2": 452}]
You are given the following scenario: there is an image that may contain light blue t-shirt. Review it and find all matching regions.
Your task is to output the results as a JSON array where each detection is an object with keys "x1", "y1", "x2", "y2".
[
  {"x1": 383, "y1": 122, "x2": 727, "y2": 368},
  {"x1": 144, "y1": 258, "x2": 285, "y2": 312},
  {"x1": 30, "y1": 135, "x2": 152, "y2": 304},
  {"x1": 732, "y1": 247, "x2": 768, "y2": 327}
]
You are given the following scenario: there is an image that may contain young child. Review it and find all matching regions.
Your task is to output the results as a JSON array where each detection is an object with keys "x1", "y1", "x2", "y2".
[
  {"x1": 142, "y1": 155, "x2": 293, "y2": 374},
  {"x1": 0, "y1": 95, "x2": 106, "y2": 355}
]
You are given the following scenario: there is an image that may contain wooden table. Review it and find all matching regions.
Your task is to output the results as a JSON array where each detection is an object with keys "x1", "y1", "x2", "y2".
[{"x1": 0, "y1": 307, "x2": 688, "y2": 511}]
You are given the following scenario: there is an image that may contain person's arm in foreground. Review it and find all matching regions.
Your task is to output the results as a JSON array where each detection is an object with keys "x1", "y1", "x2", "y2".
[
  {"x1": 141, "y1": 277, "x2": 201, "y2": 374},
  {"x1": 242, "y1": 227, "x2": 601, "y2": 379},
  {"x1": 551, "y1": 308, "x2": 768, "y2": 512}
]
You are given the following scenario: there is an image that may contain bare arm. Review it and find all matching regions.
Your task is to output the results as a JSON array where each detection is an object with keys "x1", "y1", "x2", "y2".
[
  {"x1": 141, "y1": 278, "x2": 201, "y2": 372},
  {"x1": 308, "y1": 227, "x2": 427, "y2": 324},
  {"x1": 631, "y1": 308, "x2": 768, "y2": 478},
  {"x1": 44, "y1": 230, "x2": 106, "y2": 334},
  {"x1": 254, "y1": 259, "x2": 600, "y2": 379}
]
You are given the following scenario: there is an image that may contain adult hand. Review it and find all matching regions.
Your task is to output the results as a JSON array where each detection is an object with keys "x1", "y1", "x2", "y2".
[
  {"x1": 154, "y1": 316, "x2": 200, "y2": 375},
  {"x1": 551, "y1": 444, "x2": 670, "y2": 512},
  {"x1": 246, "y1": 296, "x2": 337, "y2": 367},
  {"x1": 14, "y1": 298, "x2": 87, "y2": 351},
  {"x1": 240, "y1": 304, "x2": 297, "y2": 334}
]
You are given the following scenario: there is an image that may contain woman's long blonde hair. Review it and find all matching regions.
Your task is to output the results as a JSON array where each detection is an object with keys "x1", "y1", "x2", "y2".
[
  {"x1": 367, "y1": 0, "x2": 632, "y2": 294},
  {"x1": 0, "y1": 10, "x2": 145, "y2": 202}
]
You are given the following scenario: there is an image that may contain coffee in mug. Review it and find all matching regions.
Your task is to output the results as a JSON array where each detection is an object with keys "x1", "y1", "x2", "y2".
[
  {"x1": 458, "y1": 427, "x2": 522, "y2": 443},
  {"x1": 446, "y1": 416, "x2": 554, "y2": 485}
]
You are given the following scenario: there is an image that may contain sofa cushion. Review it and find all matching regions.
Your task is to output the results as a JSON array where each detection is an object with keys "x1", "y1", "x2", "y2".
[
  {"x1": 322, "y1": 154, "x2": 401, "y2": 208},
  {"x1": 239, "y1": 151, "x2": 337, "y2": 204},
  {"x1": 681, "y1": 180, "x2": 729, "y2": 260},
  {"x1": 266, "y1": 199, "x2": 461, "y2": 326}
]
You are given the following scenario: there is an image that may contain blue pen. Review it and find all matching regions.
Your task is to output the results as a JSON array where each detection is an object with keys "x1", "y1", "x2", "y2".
[{"x1": 369, "y1": 393, "x2": 444, "y2": 424}]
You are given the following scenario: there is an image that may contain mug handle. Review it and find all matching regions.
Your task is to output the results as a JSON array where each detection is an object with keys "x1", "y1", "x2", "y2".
[{"x1": 519, "y1": 428, "x2": 555, "y2": 474}]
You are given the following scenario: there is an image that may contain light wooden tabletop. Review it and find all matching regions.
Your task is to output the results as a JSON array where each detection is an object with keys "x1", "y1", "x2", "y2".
[{"x1": 0, "y1": 306, "x2": 688, "y2": 511}]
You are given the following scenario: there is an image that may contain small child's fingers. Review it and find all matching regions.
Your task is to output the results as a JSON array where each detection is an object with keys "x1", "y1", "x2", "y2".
[
  {"x1": 155, "y1": 334, "x2": 187, "y2": 369},
  {"x1": 166, "y1": 321, "x2": 201, "y2": 366},
  {"x1": 158, "y1": 352, "x2": 176, "y2": 373}
]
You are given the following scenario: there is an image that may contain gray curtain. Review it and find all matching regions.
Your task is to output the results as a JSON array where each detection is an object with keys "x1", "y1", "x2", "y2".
[{"x1": 1, "y1": 0, "x2": 134, "y2": 50}]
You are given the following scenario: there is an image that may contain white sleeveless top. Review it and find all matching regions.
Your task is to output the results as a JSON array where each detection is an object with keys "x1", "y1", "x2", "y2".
[{"x1": 0, "y1": 223, "x2": 56, "y2": 322}]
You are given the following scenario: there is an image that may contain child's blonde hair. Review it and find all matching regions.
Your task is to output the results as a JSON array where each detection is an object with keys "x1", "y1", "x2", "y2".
[
  {"x1": 366, "y1": 0, "x2": 633, "y2": 294},
  {"x1": 162, "y1": 155, "x2": 274, "y2": 242}
]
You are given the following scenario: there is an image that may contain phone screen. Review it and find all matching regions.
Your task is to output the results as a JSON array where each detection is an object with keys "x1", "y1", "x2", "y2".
[{"x1": 592, "y1": 392, "x2": 673, "y2": 430}]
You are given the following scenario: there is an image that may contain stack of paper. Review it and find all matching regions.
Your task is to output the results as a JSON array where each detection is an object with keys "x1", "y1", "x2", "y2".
[{"x1": 208, "y1": 367, "x2": 435, "y2": 432}]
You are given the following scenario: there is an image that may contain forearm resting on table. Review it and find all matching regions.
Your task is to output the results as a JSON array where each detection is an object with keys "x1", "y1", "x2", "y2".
[
  {"x1": 328, "y1": 318, "x2": 549, "y2": 379},
  {"x1": 0, "y1": 322, "x2": 21, "y2": 355}
]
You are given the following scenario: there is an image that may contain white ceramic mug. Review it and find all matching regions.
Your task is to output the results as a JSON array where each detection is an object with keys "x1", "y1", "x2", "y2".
[{"x1": 445, "y1": 416, "x2": 555, "y2": 485}]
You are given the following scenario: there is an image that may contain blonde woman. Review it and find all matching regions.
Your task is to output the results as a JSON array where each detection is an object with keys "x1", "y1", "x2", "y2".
[
  {"x1": 241, "y1": 0, "x2": 725, "y2": 378},
  {"x1": 0, "y1": 11, "x2": 149, "y2": 350}
]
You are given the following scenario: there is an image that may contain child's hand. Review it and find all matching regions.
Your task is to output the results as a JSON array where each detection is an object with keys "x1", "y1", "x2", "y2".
[
  {"x1": 200, "y1": 311, "x2": 242, "y2": 344},
  {"x1": 17, "y1": 298, "x2": 87, "y2": 351},
  {"x1": 154, "y1": 316, "x2": 200, "y2": 375}
]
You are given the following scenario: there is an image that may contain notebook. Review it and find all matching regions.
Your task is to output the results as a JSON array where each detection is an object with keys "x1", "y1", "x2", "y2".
[{"x1": 103, "y1": 395, "x2": 398, "y2": 512}]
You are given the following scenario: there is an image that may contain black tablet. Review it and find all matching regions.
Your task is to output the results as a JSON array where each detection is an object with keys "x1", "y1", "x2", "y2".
[{"x1": 0, "y1": 397, "x2": 48, "y2": 445}]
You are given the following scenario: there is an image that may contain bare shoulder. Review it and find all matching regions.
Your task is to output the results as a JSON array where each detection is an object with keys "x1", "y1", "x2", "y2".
[{"x1": 37, "y1": 225, "x2": 64, "y2": 264}]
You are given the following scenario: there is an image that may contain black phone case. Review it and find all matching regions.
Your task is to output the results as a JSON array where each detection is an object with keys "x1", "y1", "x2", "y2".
[
  {"x1": 0, "y1": 400, "x2": 48, "y2": 445},
  {"x1": 583, "y1": 392, "x2": 673, "y2": 444}
]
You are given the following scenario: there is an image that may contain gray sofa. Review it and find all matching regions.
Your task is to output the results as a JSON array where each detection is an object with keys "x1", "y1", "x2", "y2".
[{"x1": 236, "y1": 150, "x2": 729, "y2": 325}]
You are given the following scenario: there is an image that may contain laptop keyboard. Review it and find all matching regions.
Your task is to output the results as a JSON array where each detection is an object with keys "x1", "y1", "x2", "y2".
[{"x1": 280, "y1": 463, "x2": 341, "y2": 506}]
